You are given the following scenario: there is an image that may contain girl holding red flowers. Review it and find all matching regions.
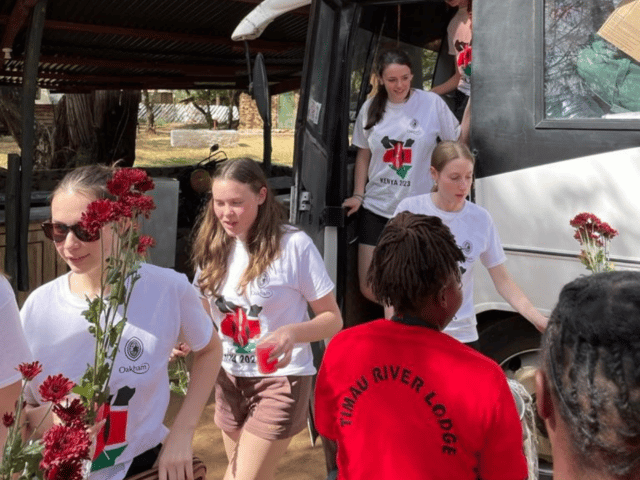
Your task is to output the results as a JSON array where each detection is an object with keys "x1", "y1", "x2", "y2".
[
  {"x1": 0, "y1": 269, "x2": 31, "y2": 459},
  {"x1": 394, "y1": 141, "x2": 548, "y2": 345},
  {"x1": 192, "y1": 158, "x2": 342, "y2": 480},
  {"x1": 20, "y1": 165, "x2": 222, "y2": 480}
]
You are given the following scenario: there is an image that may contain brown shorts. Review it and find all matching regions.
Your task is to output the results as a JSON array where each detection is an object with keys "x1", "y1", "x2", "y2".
[{"x1": 214, "y1": 369, "x2": 313, "y2": 441}]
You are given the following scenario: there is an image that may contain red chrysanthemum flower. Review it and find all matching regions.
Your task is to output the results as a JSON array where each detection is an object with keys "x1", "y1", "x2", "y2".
[
  {"x1": 137, "y1": 235, "x2": 156, "y2": 255},
  {"x1": 52, "y1": 398, "x2": 87, "y2": 425},
  {"x1": 569, "y1": 212, "x2": 600, "y2": 229},
  {"x1": 43, "y1": 458, "x2": 85, "y2": 480},
  {"x1": 17, "y1": 360, "x2": 43, "y2": 381},
  {"x1": 41, "y1": 424, "x2": 90, "y2": 470},
  {"x1": 80, "y1": 198, "x2": 119, "y2": 237},
  {"x1": 121, "y1": 193, "x2": 156, "y2": 218},
  {"x1": 598, "y1": 221, "x2": 619, "y2": 239},
  {"x1": 108, "y1": 168, "x2": 155, "y2": 196},
  {"x1": 2, "y1": 412, "x2": 14, "y2": 427},
  {"x1": 39, "y1": 374, "x2": 74, "y2": 404}
]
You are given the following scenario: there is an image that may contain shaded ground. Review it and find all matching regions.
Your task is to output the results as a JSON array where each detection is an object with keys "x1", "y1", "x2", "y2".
[{"x1": 166, "y1": 391, "x2": 329, "y2": 480}]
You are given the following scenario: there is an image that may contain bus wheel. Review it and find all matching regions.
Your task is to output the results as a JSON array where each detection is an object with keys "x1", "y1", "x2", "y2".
[{"x1": 478, "y1": 314, "x2": 553, "y2": 479}]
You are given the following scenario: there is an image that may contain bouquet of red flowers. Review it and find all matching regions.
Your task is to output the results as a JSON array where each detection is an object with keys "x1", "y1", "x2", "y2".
[
  {"x1": 570, "y1": 212, "x2": 618, "y2": 273},
  {"x1": 1, "y1": 362, "x2": 89, "y2": 480}
]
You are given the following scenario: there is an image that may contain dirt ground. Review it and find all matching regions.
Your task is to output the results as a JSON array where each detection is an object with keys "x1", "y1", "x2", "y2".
[{"x1": 165, "y1": 391, "x2": 329, "y2": 480}]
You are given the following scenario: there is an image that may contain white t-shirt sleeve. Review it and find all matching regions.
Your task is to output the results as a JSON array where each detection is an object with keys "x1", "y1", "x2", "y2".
[
  {"x1": 435, "y1": 95, "x2": 461, "y2": 140},
  {"x1": 480, "y1": 217, "x2": 507, "y2": 269},
  {"x1": 352, "y1": 100, "x2": 371, "y2": 149},
  {"x1": 393, "y1": 196, "x2": 419, "y2": 217},
  {"x1": 0, "y1": 277, "x2": 31, "y2": 388},
  {"x1": 293, "y1": 233, "x2": 335, "y2": 302},
  {"x1": 177, "y1": 277, "x2": 214, "y2": 352}
]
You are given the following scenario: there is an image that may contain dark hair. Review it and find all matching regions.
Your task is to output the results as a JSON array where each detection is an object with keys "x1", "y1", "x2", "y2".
[
  {"x1": 541, "y1": 271, "x2": 640, "y2": 478},
  {"x1": 364, "y1": 49, "x2": 413, "y2": 130},
  {"x1": 368, "y1": 212, "x2": 464, "y2": 314},
  {"x1": 191, "y1": 158, "x2": 288, "y2": 296}
]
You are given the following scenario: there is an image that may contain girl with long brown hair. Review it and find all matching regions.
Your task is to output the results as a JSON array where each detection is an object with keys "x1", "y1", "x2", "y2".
[{"x1": 192, "y1": 158, "x2": 342, "y2": 480}]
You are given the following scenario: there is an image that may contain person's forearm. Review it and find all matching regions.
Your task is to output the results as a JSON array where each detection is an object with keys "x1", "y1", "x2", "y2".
[
  {"x1": 24, "y1": 402, "x2": 54, "y2": 439},
  {"x1": 284, "y1": 311, "x2": 342, "y2": 345},
  {"x1": 431, "y1": 72, "x2": 461, "y2": 96},
  {"x1": 490, "y1": 266, "x2": 548, "y2": 331}
]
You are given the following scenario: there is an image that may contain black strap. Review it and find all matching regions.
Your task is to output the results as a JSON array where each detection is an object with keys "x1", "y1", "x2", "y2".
[{"x1": 125, "y1": 443, "x2": 162, "y2": 478}]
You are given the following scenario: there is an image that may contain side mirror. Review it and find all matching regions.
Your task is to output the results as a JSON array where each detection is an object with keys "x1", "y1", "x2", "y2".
[{"x1": 253, "y1": 53, "x2": 271, "y2": 127}]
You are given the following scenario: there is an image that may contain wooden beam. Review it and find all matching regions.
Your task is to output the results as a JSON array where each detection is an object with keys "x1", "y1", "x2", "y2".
[
  {"x1": 0, "y1": 0, "x2": 40, "y2": 62},
  {"x1": 36, "y1": 55, "x2": 244, "y2": 76},
  {"x1": 0, "y1": 15, "x2": 305, "y2": 52}
]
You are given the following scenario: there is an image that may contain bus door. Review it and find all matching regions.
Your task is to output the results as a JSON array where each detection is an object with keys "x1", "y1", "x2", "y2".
[{"x1": 291, "y1": 0, "x2": 359, "y2": 321}]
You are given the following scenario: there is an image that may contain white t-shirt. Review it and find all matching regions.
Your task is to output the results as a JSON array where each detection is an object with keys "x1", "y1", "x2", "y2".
[
  {"x1": 195, "y1": 229, "x2": 334, "y2": 377},
  {"x1": 447, "y1": 8, "x2": 472, "y2": 95},
  {"x1": 352, "y1": 89, "x2": 460, "y2": 218},
  {"x1": 0, "y1": 276, "x2": 31, "y2": 388},
  {"x1": 20, "y1": 264, "x2": 214, "y2": 480},
  {"x1": 394, "y1": 194, "x2": 506, "y2": 342}
]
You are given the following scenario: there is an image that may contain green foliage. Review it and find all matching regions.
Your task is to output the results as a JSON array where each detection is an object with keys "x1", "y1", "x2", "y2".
[{"x1": 168, "y1": 356, "x2": 190, "y2": 397}]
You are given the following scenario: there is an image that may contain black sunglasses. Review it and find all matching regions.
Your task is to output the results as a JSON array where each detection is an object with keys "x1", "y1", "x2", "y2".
[{"x1": 41, "y1": 221, "x2": 100, "y2": 243}]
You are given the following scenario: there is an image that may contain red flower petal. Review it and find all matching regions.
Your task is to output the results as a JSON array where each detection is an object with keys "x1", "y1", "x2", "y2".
[
  {"x1": 17, "y1": 360, "x2": 43, "y2": 381},
  {"x1": 2, "y1": 412, "x2": 14, "y2": 427},
  {"x1": 39, "y1": 374, "x2": 74, "y2": 404}
]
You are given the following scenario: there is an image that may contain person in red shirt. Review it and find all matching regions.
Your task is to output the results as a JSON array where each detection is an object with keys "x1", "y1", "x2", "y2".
[{"x1": 315, "y1": 212, "x2": 528, "y2": 480}]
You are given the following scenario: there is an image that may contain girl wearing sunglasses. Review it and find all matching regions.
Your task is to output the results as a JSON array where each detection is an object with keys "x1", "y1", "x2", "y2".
[{"x1": 21, "y1": 165, "x2": 222, "y2": 480}]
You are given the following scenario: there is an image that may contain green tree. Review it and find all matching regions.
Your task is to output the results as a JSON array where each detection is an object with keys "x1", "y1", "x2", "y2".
[{"x1": 180, "y1": 89, "x2": 239, "y2": 129}]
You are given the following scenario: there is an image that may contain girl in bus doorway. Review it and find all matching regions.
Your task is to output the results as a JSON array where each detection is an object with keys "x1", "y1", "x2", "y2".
[
  {"x1": 192, "y1": 158, "x2": 342, "y2": 480},
  {"x1": 394, "y1": 141, "x2": 548, "y2": 347},
  {"x1": 343, "y1": 49, "x2": 460, "y2": 308}
]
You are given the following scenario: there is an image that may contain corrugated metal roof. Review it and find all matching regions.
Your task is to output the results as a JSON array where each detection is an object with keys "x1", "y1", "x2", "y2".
[{"x1": 0, "y1": 0, "x2": 309, "y2": 93}]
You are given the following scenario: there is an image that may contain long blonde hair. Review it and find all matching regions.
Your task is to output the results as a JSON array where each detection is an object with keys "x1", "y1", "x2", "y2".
[{"x1": 191, "y1": 158, "x2": 288, "y2": 296}]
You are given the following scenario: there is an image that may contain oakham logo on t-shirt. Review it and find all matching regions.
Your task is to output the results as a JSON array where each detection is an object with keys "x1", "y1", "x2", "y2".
[
  {"x1": 381, "y1": 136, "x2": 413, "y2": 179},
  {"x1": 120, "y1": 337, "x2": 150, "y2": 374},
  {"x1": 124, "y1": 337, "x2": 144, "y2": 361}
]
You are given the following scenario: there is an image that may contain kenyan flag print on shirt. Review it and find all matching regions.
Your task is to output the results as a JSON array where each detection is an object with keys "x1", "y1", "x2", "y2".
[
  {"x1": 91, "y1": 386, "x2": 135, "y2": 471},
  {"x1": 215, "y1": 296, "x2": 263, "y2": 353},
  {"x1": 381, "y1": 136, "x2": 414, "y2": 179}
]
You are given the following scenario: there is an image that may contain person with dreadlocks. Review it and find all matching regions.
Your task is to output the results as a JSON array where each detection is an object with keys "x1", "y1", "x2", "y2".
[
  {"x1": 536, "y1": 271, "x2": 640, "y2": 480},
  {"x1": 314, "y1": 212, "x2": 528, "y2": 480}
]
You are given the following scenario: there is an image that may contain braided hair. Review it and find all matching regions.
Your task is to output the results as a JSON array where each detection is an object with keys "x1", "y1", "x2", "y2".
[
  {"x1": 368, "y1": 212, "x2": 464, "y2": 314},
  {"x1": 541, "y1": 271, "x2": 640, "y2": 478}
]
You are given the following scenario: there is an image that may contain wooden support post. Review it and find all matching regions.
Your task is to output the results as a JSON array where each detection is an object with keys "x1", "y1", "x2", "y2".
[
  {"x1": 4, "y1": 153, "x2": 20, "y2": 290},
  {"x1": 16, "y1": 0, "x2": 47, "y2": 290}
]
